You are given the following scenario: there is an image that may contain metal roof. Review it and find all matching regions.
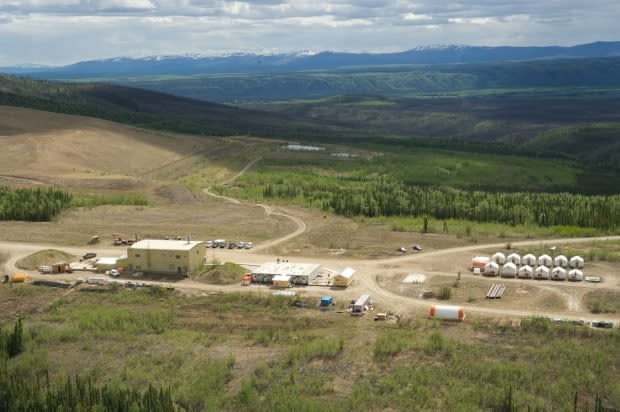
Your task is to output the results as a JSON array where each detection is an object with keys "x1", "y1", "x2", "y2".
[
  {"x1": 130, "y1": 239, "x2": 204, "y2": 251},
  {"x1": 252, "y1": 262, "x2": 321, "y2": 277}
]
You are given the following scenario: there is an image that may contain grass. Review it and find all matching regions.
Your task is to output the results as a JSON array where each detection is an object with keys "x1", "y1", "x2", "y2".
[
  {"x1": 518, "y1": 240, "x2": 620, "y2": 262},
  {"x1": 15, "y1": 249, "x2": 76, "y2": 270},
  {"x1": 71, "y1": 192, "x2": 149, "y2": 207},
  {"x1": 225, "y1": 146, "x2": 585, "y2": 195},
  {"x1": 584, "y1": 291, "x2": 620, "y2": 314},
  {"x1": 1, "y1": 287, "x2": 619, "y2": 411}
]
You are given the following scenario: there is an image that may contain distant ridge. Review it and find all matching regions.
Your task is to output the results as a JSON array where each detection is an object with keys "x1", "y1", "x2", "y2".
[{"x1": 3, "y1": 41, "x2": 620, "y2": 78}]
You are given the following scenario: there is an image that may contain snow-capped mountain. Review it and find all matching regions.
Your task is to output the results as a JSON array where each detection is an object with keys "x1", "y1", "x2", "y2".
[{"x1": 6, "y1": 41, "x2": 620, "y2": 78}]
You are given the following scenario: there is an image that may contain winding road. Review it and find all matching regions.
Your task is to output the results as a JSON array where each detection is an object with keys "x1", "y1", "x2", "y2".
[{"x1": 2, "y1": 157, "x2": 619, "y2": 324}]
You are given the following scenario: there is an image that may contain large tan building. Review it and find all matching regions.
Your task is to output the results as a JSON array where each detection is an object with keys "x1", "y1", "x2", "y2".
[{"x1": 126, "y1": 240, "x2": 205, "y2": 275}]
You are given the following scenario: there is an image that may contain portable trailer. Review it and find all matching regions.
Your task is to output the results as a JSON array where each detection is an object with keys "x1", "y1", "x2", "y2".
[{"x1": 351, "y1": 294, "x2": 371, "y2": 315}]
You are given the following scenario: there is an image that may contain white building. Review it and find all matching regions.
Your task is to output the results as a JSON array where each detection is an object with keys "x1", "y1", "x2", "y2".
[
  {"x1": 538, "y1": 254, "x2": 552, "y2": 267},
  {"x1": 551, "y1": 267, "x2": 567, "y2": 281},
  {"x1": 506, "y1": 253, "x2": 521, "y2": 265},
  {"x1": 522, "y1": 254, "x2": 537, "y2": 266},
  {"x1": 518, "y1": 265, "x2": 533, "y2": 279},
  {"x1": 491, "y1": 252, "x2": 506, "y2": 265},
  {"x1": 484, "y1": 261, "x2": 500, "y2": 276},
  {"x1": 569, "y1": 256, "x2": 585, "y2": 269},
  {"x1": 554, "y1": 255, "x2": 569, "y2": 268},
  {"x1": 501, "y1": 262, "x2": 517, "y2": 278},
  {"x1": 251, "y1": 262, "x2": 321, "y2": 285}
]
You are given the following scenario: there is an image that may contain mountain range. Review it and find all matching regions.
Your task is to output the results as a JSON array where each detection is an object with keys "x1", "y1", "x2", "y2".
[{"x1": 2, "y1": 41, "x2": 620, "y2": 78}]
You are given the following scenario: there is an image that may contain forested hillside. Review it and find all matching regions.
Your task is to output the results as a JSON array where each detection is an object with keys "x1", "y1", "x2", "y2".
[{"x1": 111, "y1": 57, "x2": 620, "y2": 103}]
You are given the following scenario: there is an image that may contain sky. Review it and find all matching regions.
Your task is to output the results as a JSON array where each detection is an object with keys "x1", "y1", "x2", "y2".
[{"x1": 0, "y1": 0, "x2": 619, "y2": 66}]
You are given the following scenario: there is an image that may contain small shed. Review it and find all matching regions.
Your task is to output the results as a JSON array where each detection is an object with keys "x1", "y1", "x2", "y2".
[
  {"x1": 534, "y1": 265, "x2": 550, "y2": 280},
  {"x1": 471, "y1": 256, "x2": 490, "y2": 271},
  {"x1": 554, "y1": 255, "x2": 569, "y2": 268},
  {"x1": 518, "y1": 265, "x2": 533, "y2": 279},
  {"x1": 491, "y1": 252, "x2": 506, "y2": 265},
  {"x1": 538, "y1": 254, "x2": 552, "y2": 267},
  {"x1": 522, "y1": 254, "x2": 537, "y2": 266},
  {"x1": 272, "y1": 275, "x2": 292, "y2": 288},
  {"x1": 506, "y1": 253, "x2": 521, "y2": 265},
  {"x1": 320, "y1": 295, "x2": 334, "y2": 307},
  {"x1": 569, "y1": 256, "x2": 585, "y2": 269},
  {"x1": 568, "y1": 269, "x2": 584, "y2": 282},
  {"x1": 333, "y1": 267, "x2": 355, "y2": 287},
  {"x1": 551, "y1": 267, "x2": 567, "y2": 281},
  {"x1": 95, "y1": 257, "x2": 119, "y2": 273},
  {"x1": 483, "y1": 261, "x2": 500, "y2": 276},
  {"x1": 501, "y1": 262, "x2": 517, "y2": 278}
]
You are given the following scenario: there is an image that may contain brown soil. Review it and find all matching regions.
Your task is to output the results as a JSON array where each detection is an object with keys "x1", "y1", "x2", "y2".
[
  {"x1": 377, "y1": 273, "x2": 568, "y2": 312},
  {"x1": 262, "y1": 206, "x2": 473, "y2": 259}
]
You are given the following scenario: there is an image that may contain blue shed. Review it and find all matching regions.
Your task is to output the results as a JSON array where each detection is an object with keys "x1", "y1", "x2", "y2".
[{"x1": 320, "y1": 295, "x2": 334, "y2": 307}]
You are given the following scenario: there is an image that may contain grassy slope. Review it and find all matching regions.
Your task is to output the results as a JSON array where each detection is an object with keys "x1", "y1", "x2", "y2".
[{"x1": 2, "y1": 286, "x2": 619, "y2": 411}]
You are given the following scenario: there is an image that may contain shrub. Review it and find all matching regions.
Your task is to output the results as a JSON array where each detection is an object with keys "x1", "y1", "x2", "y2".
[{"x1": 438, "y1": 287, "x2": 452, "y2": 300}]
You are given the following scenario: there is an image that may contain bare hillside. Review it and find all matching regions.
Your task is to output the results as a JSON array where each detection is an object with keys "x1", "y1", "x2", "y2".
[{"x1": 0, "y1": 106, "x2": 213, "y2": 186}]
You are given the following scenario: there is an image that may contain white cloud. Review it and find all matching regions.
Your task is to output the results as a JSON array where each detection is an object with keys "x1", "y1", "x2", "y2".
[
  {"x1": 0, "y1": 0, "x2": 618, "y2": 65},
  {"x1": 403, "y1": 13, "x2": 432, "y2": 21}
]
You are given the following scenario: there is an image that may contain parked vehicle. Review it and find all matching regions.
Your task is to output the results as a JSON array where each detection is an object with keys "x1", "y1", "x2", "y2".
[
  {"x1": 412, "y1": 244, "x2": 423, "y2": 251},
  {"x1": 107, "y1": 269, "x2": 120, "y2": 277},
  {"x1": 245, "y1": 242, "x2": 253, "y2": 249},
  {"x1": 237, "y1": 242, "x2": 245, "y2": 249},
  {"x1": 592, "y1": 320, "x2": 614, "y2": 329},
  {"x1": 228, "y1": 242, "x2": 236, "y2": 249},
  {"x1": 82, "y1": 252, "x2": 97, "y2": 260}
]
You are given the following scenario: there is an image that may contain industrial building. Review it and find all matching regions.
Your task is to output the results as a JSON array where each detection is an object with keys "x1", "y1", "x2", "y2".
[
  {"x1": 251, "y1": 262, "x2": 321, "y2": 285},
  {"x1": 125, "y1": 239, "x2": 205, "y2": 275}
]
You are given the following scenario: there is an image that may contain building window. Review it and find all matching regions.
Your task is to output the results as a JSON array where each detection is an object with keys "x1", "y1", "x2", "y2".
[
  {"x1": 135, "y1": 253, "x2": 141, "y2": 258},
  {"x1": 136, "y1": 265, "x2": 141, "y2": 270},
  {"x1": 176, "y1": 255, "x2": 181, "y2": 259}
]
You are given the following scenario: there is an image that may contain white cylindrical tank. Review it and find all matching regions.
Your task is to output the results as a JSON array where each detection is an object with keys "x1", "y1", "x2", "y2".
[
  {"x1": 501, "y1": 262, "x2": 517, "y2": 278},
  {"x1": 554, "y1": 255, "x2": 568, "y2": 268},
  {"x1": 506, "y1": 253, "x2": 521, "y2": 265},
  {"x1": 428, "y1": 305, "x2": 465, "y2": 321},
  {"x1": 471, "y1": 256, "x2": 490, "y2": 271},
  {"x1": 534, "y1": 265, "x2": 550, "y2": 280},
  {"x1": 518, "y1": 265, "x2": 533, "y2": 279},
  {"x1": 568, "y1": 269, "x2": 584, "y2": 282},
  {"x1": 522, "y1": 254, "x2": 537, "y2": 266},
  {"x1": 551, "y1": 267, "x2": 567, "y2": 281},
  {"x1": 484, "y1": 261, "x2": 500, "y2": 276},
  {"x1": 569, "y1": 256, "x2": 584, "y2": 269},
  {"x1": 538, "y1": 254, "x2": 552, "y2": 267},
  {"x1": 491, "y1": 252, "x2": 506, "y2": 265}
]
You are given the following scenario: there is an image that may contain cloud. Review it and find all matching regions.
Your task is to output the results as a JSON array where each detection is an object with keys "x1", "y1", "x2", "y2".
[{"x1": 0, "y1": 0, "x2": 618, "y2": 65}]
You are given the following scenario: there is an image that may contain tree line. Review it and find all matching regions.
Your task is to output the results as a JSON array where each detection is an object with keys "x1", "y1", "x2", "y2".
[
  {"x1": 262, "y1": 176, "x2": 620, "y2": 229},
  {"x1": 0, "y1": 186, "x2": 72, "y2": 221},
  {"x1": 0, "y1": 318, "x2": 175, "y2": 411}
]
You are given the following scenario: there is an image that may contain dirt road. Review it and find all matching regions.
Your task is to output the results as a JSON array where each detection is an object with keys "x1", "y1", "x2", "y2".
[{"x1": 202, "y1": 157, "x2": 307, "y2": 250}]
